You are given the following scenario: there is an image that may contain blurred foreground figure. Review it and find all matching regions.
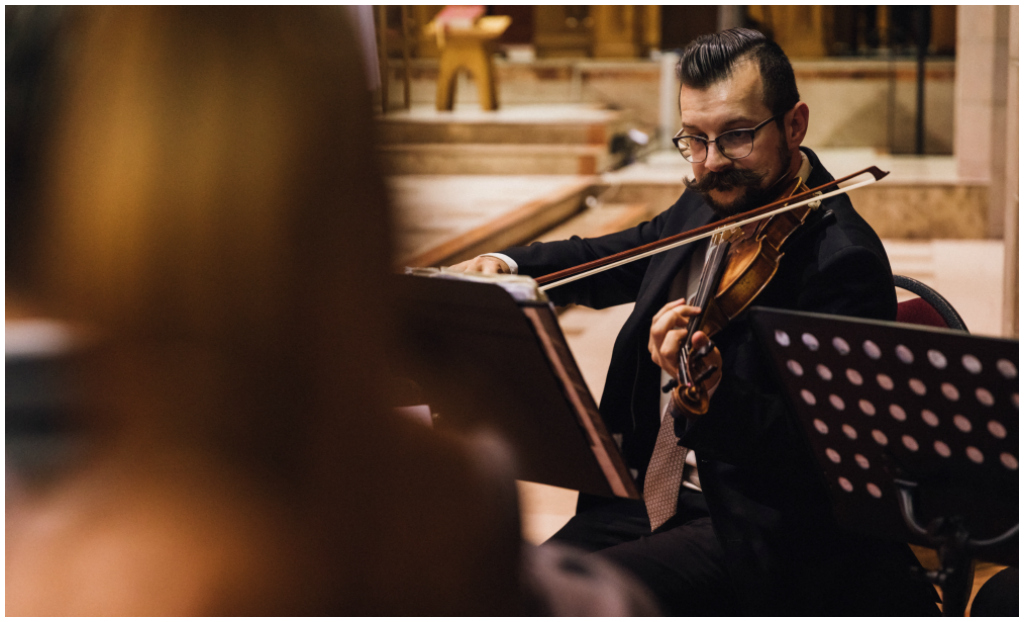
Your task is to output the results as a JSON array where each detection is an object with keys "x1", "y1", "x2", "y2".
[{"x1": 6, "y1": 7, "x2": 531, "y2": 615}]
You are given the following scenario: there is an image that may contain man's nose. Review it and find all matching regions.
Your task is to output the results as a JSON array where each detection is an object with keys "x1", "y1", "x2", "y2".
[{"x1": 703, "y1": 142, "x2": 732, "y2": 172}]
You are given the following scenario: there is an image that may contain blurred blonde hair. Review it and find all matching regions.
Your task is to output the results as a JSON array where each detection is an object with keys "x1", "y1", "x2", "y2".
[
  {"x1": 9, "y1": 9, "x2": 525, "y2": 616},
  {"x1": 24, "y1": 7, "x2": 396, "y2": 471}
]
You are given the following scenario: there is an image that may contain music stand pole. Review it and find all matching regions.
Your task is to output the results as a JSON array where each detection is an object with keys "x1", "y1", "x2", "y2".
[{"x1": 892, "y1": 474, "x2": 1018, "y2": 616}]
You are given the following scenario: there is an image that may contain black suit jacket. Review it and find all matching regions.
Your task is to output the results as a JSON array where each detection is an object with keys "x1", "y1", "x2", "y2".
[{"x1": 505, "y1": 149, "x2": 937, "y2": 614}]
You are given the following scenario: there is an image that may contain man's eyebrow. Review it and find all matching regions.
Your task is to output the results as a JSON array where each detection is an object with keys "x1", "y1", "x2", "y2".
[
  {"x1": 681, "y1": 117, "x2": 760, "y2": 133},
  {"x1": 723, "y1": 117, "x2": 761, "y2": 129}
]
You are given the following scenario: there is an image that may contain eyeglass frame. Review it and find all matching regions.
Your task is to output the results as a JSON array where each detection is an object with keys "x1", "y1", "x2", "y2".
[{"x1": 671, "y1": 114, "x2": 781, "y2": 164}]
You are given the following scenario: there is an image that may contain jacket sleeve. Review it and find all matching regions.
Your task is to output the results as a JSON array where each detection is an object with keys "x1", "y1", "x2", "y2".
[{"x1": 501, "y1": 210, "x2": 673, "y2": 309}]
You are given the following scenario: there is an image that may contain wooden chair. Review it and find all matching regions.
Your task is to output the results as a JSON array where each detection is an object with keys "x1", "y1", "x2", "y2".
[{"x1": 426, "y1": 9, "x2": 510, "y2": 111}]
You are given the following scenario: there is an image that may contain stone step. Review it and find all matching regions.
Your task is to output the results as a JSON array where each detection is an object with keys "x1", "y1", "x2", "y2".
[
  {"x1": 532, "y1": 202, "x2": 652, "y2": 244},
  {"x1": 380, "y1": 143, "x2": 621, "y2": 175},
  {"x1": 391, "y1": 175, "x2": 598, "y2": 268},
  {"x1": 377, "y1": 104, "x2": 633, "y2": 145}
]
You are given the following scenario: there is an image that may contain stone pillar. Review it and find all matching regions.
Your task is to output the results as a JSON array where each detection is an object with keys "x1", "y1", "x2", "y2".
[
  {"x1": 955, "y1": 6, "x2": 1016, "y2": 335},
  {"x1": 1003, "y1": 7, "x2": 1018, "y2": 337},
  {"x1": 989, "y1": 8, "x2": 1011, "y2": 241},
  {"x1": 659, "y1": 51, "x2": 681, "y2": 150},
  {"x1": 953, "y1": 6, "x2": 1010, "y2": 238}
]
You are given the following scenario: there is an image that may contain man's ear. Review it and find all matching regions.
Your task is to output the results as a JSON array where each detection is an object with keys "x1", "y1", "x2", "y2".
[{"x1": 786, "y1": 102, "x2": 809, "y2": 149}]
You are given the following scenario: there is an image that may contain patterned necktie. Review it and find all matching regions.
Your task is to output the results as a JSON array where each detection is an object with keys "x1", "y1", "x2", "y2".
[
  {"x1": 644, "y1": 404, "x2": 688, "y2": 531},
  {"x1": 645, "y1": 239, "x2": 710, "y2": 531}
]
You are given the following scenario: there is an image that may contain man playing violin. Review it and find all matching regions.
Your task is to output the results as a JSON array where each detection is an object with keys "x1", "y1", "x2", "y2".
[{"x1": 449, "y1": 28, "x2": 939, "y2": 616}]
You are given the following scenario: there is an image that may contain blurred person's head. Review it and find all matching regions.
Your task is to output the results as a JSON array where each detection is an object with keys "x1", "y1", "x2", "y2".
[
  {"x1": 8, "y1": 5, "x2": 394, "y2": 475},
  {"x1": 7, "y1": 7, "x2": 522, "y2": 615}
]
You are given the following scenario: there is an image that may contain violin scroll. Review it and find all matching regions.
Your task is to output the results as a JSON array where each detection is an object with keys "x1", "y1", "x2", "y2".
[{"x1": 671, "y1": 336, "x2": 721, "y2": 417}]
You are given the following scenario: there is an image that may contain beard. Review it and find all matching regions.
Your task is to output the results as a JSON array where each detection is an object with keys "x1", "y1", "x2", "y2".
[{"x1": 684, "y1": 142, "x2": 793, "y2": 216}]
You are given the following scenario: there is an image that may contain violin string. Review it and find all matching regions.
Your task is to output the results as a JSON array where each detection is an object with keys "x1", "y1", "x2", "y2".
[
  {"x1": 681, "y1": 234, "x2": 716, "y2": 383},
  {"x1": 538, "y1": 174, "x2": 881, "y2": 292},
  {"x1": 681, "y1": 234, "x2": 729, "y2": 384}
]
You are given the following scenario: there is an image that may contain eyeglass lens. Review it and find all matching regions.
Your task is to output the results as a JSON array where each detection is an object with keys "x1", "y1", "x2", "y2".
[{"x1": 678, "y1": 130, "x2": 754, "y2": 163}]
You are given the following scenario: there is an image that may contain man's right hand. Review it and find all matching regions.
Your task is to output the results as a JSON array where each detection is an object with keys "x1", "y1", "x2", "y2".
[{"x1": 446, "y1": 255, "x2": 510, "y2": 274}]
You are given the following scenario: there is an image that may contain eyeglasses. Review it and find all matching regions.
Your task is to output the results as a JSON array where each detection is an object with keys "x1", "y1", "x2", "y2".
[{"x1": 672, "y1": 115, "x2": 779, "y2": 163}]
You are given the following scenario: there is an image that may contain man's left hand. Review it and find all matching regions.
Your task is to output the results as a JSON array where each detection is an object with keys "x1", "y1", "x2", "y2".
[{"x1": 648, "y1": 298, "x2": 722, "y2": 395}]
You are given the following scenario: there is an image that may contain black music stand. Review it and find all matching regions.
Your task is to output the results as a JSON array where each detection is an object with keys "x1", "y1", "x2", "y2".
[
  {"x1": 390, "y1": 269, "x2": 639, "y2": 500},
  {"x1": 751, "y1": 307, "x2": 1018, "y2": 617}
]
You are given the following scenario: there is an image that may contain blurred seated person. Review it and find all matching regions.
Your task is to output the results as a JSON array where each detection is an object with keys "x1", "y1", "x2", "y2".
[{"x1": 6, "y1": 7, "x2": 536, "y2": 615}]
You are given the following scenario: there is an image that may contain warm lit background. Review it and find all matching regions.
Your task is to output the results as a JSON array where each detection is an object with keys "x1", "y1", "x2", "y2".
[{"x1": 371, "y1": 5, "x2": 1017, "y2": 613}]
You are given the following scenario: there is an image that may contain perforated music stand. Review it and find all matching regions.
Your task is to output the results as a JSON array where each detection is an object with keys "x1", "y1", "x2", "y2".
[{"x1": 751, "y1": 307, "x2": 1018, "y2": 617}]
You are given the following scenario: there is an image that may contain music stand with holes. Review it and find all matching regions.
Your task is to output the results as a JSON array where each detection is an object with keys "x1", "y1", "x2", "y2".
[{"x1": 750, "y1": 307, "x2": 1018, "y2": 617}]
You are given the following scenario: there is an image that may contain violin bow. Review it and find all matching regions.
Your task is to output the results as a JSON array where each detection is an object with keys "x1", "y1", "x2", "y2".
[{"x1": 536, "y1": 166, "x2": 888, "y2": 291}]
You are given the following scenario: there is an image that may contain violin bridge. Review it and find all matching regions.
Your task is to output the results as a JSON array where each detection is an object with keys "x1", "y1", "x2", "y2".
[{"x1": 718, "y1": 226, "x2": 744, "y2": 243}]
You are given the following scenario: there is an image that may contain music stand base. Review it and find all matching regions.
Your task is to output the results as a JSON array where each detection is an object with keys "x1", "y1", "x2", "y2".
[{"x1": 909, "y1": 517, "x2": 975, "y2": 617}]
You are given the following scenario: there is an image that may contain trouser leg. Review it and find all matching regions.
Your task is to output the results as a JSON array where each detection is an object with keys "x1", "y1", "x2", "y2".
[
  {"x1": 598, "y1": 516, "x2": 738, "y2": 616},
  {"x1": 544, "y1": 492, "x2": 736, "y2": 616}
]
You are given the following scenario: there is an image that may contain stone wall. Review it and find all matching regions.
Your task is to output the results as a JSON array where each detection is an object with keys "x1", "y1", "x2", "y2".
[{"x1": 796, "y1": 60, "x2": 955, "y2": 154}]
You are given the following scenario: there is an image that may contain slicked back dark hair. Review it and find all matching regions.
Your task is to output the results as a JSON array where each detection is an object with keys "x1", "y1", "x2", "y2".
[{"x1": 676, "y1": 28, "x2": 799, "y2": 121}]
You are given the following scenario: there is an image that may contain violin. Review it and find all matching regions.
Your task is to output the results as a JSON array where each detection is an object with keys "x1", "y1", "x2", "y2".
[
  {"x1": 534, "y1": 166, "x2": 889, "y2": 417},
  {"x1": 671, "y1": 175, "x2": 811, "y2": 416}
]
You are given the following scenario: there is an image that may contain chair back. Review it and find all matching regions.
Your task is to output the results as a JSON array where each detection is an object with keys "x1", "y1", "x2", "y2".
[{"x1": 893, "y1": 275, "x2": 968, "y2": 332}]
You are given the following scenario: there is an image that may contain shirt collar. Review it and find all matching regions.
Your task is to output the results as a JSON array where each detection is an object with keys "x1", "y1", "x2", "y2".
[{"x1": 796, "y1": 150, "x2": 812, "y2": 185}]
